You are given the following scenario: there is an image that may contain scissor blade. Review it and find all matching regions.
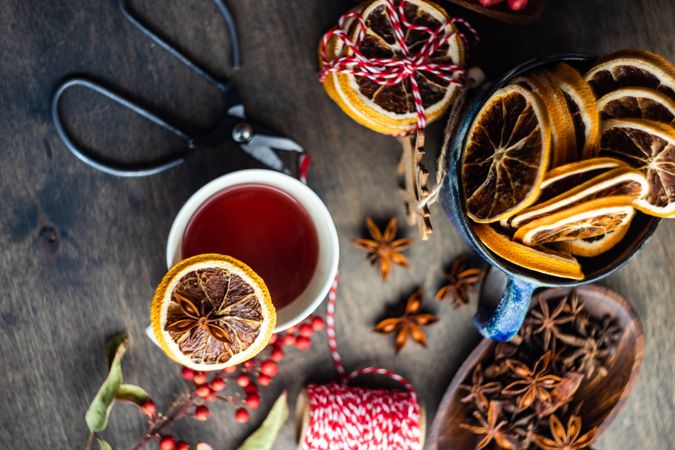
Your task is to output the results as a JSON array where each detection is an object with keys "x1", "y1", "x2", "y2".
[
  {"x1": 240, "y1": 144, "x2": 288, "y2": 173},
  {"x1": 247, "y1": 134, "x2": 304, "y2": 153}
]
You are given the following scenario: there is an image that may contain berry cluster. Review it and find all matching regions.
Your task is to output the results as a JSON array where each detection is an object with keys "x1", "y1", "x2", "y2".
[
  {"x1": 143, "y1": 315, "x2": 325, "y2": 450},
  {"x1": 479, "y1": 0, "x2": 529, "y2": 11}
]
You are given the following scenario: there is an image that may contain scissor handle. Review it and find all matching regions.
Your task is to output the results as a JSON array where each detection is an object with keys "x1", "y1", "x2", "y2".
[
  {"x1": 120, "y1": 0, "x2": 240, "y2": 91},
  {"x1": 51, "y1": 78, "x2": 192, "y2": 177}
]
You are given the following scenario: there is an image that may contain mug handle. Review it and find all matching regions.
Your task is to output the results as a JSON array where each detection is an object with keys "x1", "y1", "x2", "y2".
[{"x1": 473, "y1": 274, "x2": 535, "y2": 341}]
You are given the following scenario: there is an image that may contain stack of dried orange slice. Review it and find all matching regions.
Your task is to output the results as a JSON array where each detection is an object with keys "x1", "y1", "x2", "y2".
[
  {"x1": 462, "y1": 49, "x2": 675, "y2": 280},
  {"x1": 320, "y1": 0, "x2": 466, "y2": 135}
]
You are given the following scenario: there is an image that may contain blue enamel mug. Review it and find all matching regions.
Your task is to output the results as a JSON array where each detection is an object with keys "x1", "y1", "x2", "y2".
[{"x1": 441, "y1": 54, "x2": 660, "y2": 341}]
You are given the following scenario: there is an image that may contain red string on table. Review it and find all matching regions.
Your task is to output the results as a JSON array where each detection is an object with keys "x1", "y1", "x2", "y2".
[{"x1": 319, "y1": 0, "x2": 479, "y2": 133}]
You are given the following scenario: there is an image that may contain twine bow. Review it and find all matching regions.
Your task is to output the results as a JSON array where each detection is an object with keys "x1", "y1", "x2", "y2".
[{"x1": 319, "y1": 0, "x2": 479, "y2": 133}]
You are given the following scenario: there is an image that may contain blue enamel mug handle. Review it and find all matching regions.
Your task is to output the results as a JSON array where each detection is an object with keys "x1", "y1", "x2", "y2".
[{"x1": 472, "y1": 266, "x2": 536, "y2": 341}]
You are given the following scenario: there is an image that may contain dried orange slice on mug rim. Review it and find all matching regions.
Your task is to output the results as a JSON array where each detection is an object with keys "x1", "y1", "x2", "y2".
[{"x1": 151, "y1": 254, "x2": 276, "y2": 371}]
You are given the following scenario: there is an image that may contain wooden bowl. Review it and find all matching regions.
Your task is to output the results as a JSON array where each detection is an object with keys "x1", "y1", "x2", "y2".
[
  {"x1": 427, "y1": 285, "x2": 644, "y2": 450},
  {"x1": 443, "y1": 0, "x2": 546, "y2": 25}
]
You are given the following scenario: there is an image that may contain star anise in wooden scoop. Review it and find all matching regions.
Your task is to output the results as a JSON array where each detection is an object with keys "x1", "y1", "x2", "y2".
[
  {"x1": 460, "y1": 401, "x2": 517, "y2": 450},
  {"x1": 373, "y1": 288, "x2": 438, "y2": 353},
  {"x1": 533, "y1": 414, "x2": 597, "y2": 450},
  {"x1": 503, "y1": 352, "x2": 562, "y2": 410},
  {"x1": 353, "y1": 217, "x2": 413, "y2": 280},
  {"x1": 436, "y1": 254, "x2": 484, "y2": 308}
]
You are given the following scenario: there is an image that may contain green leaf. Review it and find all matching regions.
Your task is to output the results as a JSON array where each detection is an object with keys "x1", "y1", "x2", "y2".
[
  {"x1": 237, "y1": 392, "x2": 289, "y2": 450},
  {"x1": 97, "y1": 438, "x2": 112, "y2": 450},
  {"x1": 115, "y1": 384, "x2": 150, "y2": 405},
  {"x1": 85, "y1": 332, "x2": 129, "y2": 432}
]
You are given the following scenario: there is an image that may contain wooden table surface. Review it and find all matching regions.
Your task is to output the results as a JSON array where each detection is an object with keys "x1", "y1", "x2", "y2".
[{"x1": 1, "y1": 1, "x2": 673, "y2": 448}]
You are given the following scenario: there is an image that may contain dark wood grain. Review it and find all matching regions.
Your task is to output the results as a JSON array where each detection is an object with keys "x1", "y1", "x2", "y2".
[
  {"x1": 0, "y1": 0, "x2": 673, "y2": 449},
  {"x1": 427, "y1": 285, "x2": 645, "y2": 450}
]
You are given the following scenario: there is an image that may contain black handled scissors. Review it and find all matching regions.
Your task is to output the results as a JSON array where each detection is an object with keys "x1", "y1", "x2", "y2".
[{"x1": 51, "y1": 0, "x2": 305, "y2": 178}]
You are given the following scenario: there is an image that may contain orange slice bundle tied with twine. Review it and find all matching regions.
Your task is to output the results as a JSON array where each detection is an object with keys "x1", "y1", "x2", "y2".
[
  {"x1": 319, "y1": 0, "x2": 477, "y2": 135},
  {"x1": 462, "y1": 50, "x2": 675, "y2": 280},
  {"x1": 319, "y1": 0, "x2": 478, "y2": 239},
  {"x1": 151, "y1": 254, "x2": 276, "y2": 371}
]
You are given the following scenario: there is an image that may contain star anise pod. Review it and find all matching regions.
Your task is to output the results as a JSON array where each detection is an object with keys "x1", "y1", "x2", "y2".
[
  {"x1": 435, "y1": 254, "x2": 484, "y2": 308},
  {"x1": 459, "y1": 363, "x2": 502, "y2": 411},
  {"x1": 167, "y1": 292, "x2": 230, "y2": 343},
  {"x1": 559, "y1": 332, "x2": 610, "y2": 379},
  {"x1": 353, "y1": 217, "x2": 413, "y2": 280},
  {"x1": 595, "y1": 316, "x2": 622, "y2": 350},
  {"x1": 533, "y1": 414, "x2": 597, "y2": 450},
  {"x1": 528, "y1": 296, "x2": 575, "y2": 350},
  {"x1": 510, "y1": 413, "x2": 538, "y2": 448},
  {"x1": 460, "y1": 401, "x2": 517, "y2": 450},
  {"x1": 373, "y1": 288, "x2": 438, "y2": 353},
  {"x1": 536, "y1": 372, "x2": 584, "y2": 418},
  {"x1": 503, "y1": 352, "x2": 562, "y2": 410}
]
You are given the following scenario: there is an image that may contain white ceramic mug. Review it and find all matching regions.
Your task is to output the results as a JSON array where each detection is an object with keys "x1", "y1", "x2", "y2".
[{"x1": 166, "y1": 169, "x2": 339, "y2": 331}]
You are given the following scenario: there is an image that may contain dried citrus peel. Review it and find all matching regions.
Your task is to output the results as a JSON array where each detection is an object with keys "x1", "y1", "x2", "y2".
[
  {"x1": 513, "y1": 196, "x2": 635, "y2": 246},
  {"x1": 553, "y1": 215, "x2": 634, "y2": 257},
  {"x1": 509, "y1": 167, "x2": 648, "y2": 228},
  {"x1": 472, "y1": 223, "x2": 584, "y2": 280}
]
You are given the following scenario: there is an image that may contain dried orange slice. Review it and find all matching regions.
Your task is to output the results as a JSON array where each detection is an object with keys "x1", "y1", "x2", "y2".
[
  {"x1": 462, "y1": 84, "x2": 551, "y2": 223},
  {"x1": 550, "y1": 63, "x2": 601, "y2": 159},
  {"x1": 600, "y1": 119, "x2": 675, "y2": 217},
  {"x1": 584, "y1": 49, "x2": 675, "y2": 101},
  {"x1": 553, "y1": 215, "x2": 633, "y2": 257},
  {"x1": 499, "y1": 157, "x2": 628, "y2": 229},
  {"x1": 514, "y1": 72, "x2": 577, "y2": 167},
  {"x1": 597, "y1": 87, "x2": 675, "y2": 126},
  {"x1": 322, "y1": 0, "x2": 465, "y2": 134},
  {"x1": 541, "y1": 157, "x2": 628, "y2": 195},
  {"x1": 472, "y1": 223, "x2": 584, "y2": 280},
  {"x1": 509, "y1": 167, "x2": 648, "y2": 228},
  {"x1": 150, "y1": 254, "x2": 275, "y2": 371},
  {"x1": 514, "y1": 196, "x2": 635, "y2": 246}
]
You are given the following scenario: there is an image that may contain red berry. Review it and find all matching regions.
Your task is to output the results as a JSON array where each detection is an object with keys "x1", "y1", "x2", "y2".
[
  {"x1": 295, "y1": 335, "x2": 312, "y2": 350},
  {"x1": 244, "y1": 360, "x2": 255, "y2": 370},
  {"x1": 244, "y1": 383, "x2": 259, "y2": 394},
  {"x1": 479, "y1": 0, "x2": 502, "y2": 6},
  {"x1": 268, "y1": 333, "x2": 278, "y2": 345},
  {"x1": 206, "y1": 391, "x2": 218, "y2": 403},
  {"x1": 193, "y1": 372, "x2": 207, "y2": 385},
  {"x1": 139, "y1": 400, "x2": 156, "y2": 416},
  {"x1": 223, "y1": 365, "x2": 238, "y2": 374},
  {"x1": 194, "y1": 405, "x2": 210, "y2": 421},
  {"x1": 210, "y1": 376, "x2": 226, "y2": 392},
  {"x1": 235, "y1": 408, "x2": 249, "y2": 423},
  {"x1": 311, "y1": 316, "x2": 325, "y2": 331},
  {"x1": 260, "y1": 360, "x2": 279, "y2": 377},
  {"x1": 507, "y1": 0, "x2": 528, "y2": 10},
  {"x1": 160, "y1": 435, "x2": 176, "y2": 450},
  {"x1": 195, "y1": 384, "x2": 210, "y2": 398},
  {"x1": 245, "y1": 394, "x2": 261, "y2": 409},
  {"x1": 286, "y1": 325, "x2": 298, "y2": 334},
  {"x1": 236, "y1": 374, "x2": 250, "y2": 387},
  {"x1": 299, "y1": 324, "x2": 313, "y2": 337},
  {"x1": 181, "y1": 367, "x2": 195, "y2": 381},
  {"x1": 258, "y1": 374, "x2": 272, "y2": 386},
  {"x1": 282, "y1": 334, "x2": 296, "y2": 346},
  {"x1": 176, "y1": 441, "x2": 189, "y2": 450},
  {"x1": 271, "y1": 347, "x2": 284, "y2": 362}
]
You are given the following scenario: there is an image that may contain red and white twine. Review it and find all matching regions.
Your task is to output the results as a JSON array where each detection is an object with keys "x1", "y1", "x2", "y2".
[
  {"x1": 301, "y1": 277, "x2": 423, "y2": 450},
  {"x1": 319, "y1": 0, "x2": 478, "y2": 133}
]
